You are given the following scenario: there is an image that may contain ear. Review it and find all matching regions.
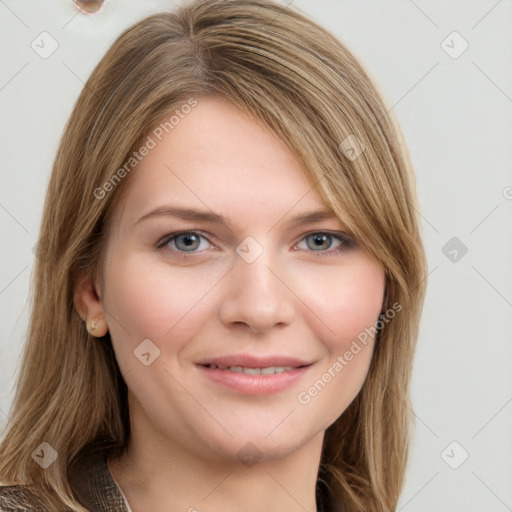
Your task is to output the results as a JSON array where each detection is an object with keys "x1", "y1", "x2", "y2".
[{"x1": 73, "y1": 272, "x2": 108, "y2": 337}]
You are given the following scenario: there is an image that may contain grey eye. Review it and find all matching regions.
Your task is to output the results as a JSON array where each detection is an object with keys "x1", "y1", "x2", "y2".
[
  {"x1": 173, "y1": 233, "x2": 204, "y2": 252},
  {"x1": 305, "y1": 233, "x2": 334, "y2": 251}
]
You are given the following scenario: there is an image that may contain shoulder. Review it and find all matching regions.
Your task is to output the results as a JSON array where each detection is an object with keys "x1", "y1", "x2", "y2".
[
  {"x1": 0, "y1": 447, "x2": 128, "y2": 512},
  {"x1": 0, "y1": 483, "x2": 47, "y2": 511}
]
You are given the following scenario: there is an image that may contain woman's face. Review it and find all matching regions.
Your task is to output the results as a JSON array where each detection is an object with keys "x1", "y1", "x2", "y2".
[{"x1": 92, "y1": 95, "x2": 385, "y2": 463}]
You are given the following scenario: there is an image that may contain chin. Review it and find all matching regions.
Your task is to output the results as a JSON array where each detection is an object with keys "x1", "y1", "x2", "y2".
[{"x1": 199, "y1": 425, "x2": 317, "y2": 465}]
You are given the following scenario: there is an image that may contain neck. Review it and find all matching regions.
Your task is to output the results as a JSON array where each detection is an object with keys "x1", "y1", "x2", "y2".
[{"x1": 108, "y1": 426, "x2": 325, "y2": 512}]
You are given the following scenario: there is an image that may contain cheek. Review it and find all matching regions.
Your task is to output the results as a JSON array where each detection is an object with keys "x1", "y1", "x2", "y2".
[
  {"x1": 102, "y1": 253, "x2": 218, "y2": 353},
  {"x1": 297, "y1": 257, "x2": 386, "y2": 350},
  {"x1": 294, "y1": 259, "x2": 385, "y2": 425}
]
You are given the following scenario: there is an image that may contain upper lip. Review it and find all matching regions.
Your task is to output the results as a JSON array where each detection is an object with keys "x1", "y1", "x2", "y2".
[{"x1": 196, "y1": 354, "x2": 313, "y2": 368}]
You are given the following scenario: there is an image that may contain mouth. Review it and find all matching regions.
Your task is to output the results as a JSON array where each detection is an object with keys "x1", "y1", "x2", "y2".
[
  {"x1": 201, "y1": 363, "x2": 306, "y2": 375},
  {"x1": 196, "y1": 355, "x2": 314, "y2": 395}
]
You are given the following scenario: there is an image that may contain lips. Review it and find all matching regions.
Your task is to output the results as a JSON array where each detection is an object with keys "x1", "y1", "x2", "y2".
[{"x1": 195, "y1": 354, "x2": 314, "y2": 395}]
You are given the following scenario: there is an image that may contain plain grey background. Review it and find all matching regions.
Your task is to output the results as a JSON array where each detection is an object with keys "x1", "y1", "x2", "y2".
[{"x1": 1, "y1": 1, "x2": 511, "y2": 510}]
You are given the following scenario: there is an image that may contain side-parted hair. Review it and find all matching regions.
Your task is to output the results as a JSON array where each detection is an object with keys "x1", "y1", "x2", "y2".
[{"x1": 0, "y1": 1, "x2": 427, "y2": 510}]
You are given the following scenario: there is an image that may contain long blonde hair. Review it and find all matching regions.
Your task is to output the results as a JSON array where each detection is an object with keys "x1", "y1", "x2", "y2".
[{"x1": 0, "y1": 1, "x2": 427, "y2": 510}]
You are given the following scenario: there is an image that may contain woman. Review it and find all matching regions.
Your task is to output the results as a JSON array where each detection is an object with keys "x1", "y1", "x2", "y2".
[{"x1": 0, "y1": 0, "x2": 427, "y2": 510}]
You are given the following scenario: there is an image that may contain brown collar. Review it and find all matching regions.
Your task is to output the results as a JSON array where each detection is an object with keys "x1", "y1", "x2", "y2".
[{"x1": 68, "y1": 449, "x2": 129, "y2": 512}]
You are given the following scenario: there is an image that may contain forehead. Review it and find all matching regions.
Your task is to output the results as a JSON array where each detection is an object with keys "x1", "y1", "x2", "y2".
[{"x1": 112, "y1": 96, "x2": 333, "y2": 229}]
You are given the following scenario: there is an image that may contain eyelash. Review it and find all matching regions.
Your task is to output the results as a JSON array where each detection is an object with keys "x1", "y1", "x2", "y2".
[{"x1": 156, "y1": 230, "x2": 355, "y2": 260}]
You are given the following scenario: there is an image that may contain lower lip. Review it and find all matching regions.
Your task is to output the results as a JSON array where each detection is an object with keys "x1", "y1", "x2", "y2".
[{"x1": 196, "y1": 365, "x2": 311, "y2": 395}]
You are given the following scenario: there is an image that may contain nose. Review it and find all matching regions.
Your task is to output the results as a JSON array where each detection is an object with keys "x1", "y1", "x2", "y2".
[{"x1": 218, "y1": 247, "x2": 295, "y2": 335}]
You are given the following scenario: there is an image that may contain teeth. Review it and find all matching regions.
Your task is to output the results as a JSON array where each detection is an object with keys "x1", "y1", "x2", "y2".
[
  {"x1": 207, "y1": 364, "x2": 294, "y2": 374},
  {"x1": 242, "y1": 367, "x2": 260, "y2": 375}
]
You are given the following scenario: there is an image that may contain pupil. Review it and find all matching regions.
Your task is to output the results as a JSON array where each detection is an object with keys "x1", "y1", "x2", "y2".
[
  {"x1": 312, "y1": 234, "x2": 329, "y2": 250},
  {"x1": 179, "y1": 234, "x2": 198, "y2": 250}
]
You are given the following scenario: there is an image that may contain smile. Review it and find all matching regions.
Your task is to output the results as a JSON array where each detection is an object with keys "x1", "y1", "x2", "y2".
[
  {"x1": 197, "y1": 362, "x2": 313, "y2": 395},
  {"x1": 203, "y1": 363, "x2": 295, "y2": 374}
]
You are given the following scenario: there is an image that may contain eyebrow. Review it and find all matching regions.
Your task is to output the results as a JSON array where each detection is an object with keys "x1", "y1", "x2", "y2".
[{"x1": 134, "y1": 205, "x2": 339, "y2": 229}]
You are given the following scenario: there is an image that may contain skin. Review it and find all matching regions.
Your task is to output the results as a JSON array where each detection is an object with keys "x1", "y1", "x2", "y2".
[{"x1": 74, "y1": 95, "x2": 386, "y2": 512}]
